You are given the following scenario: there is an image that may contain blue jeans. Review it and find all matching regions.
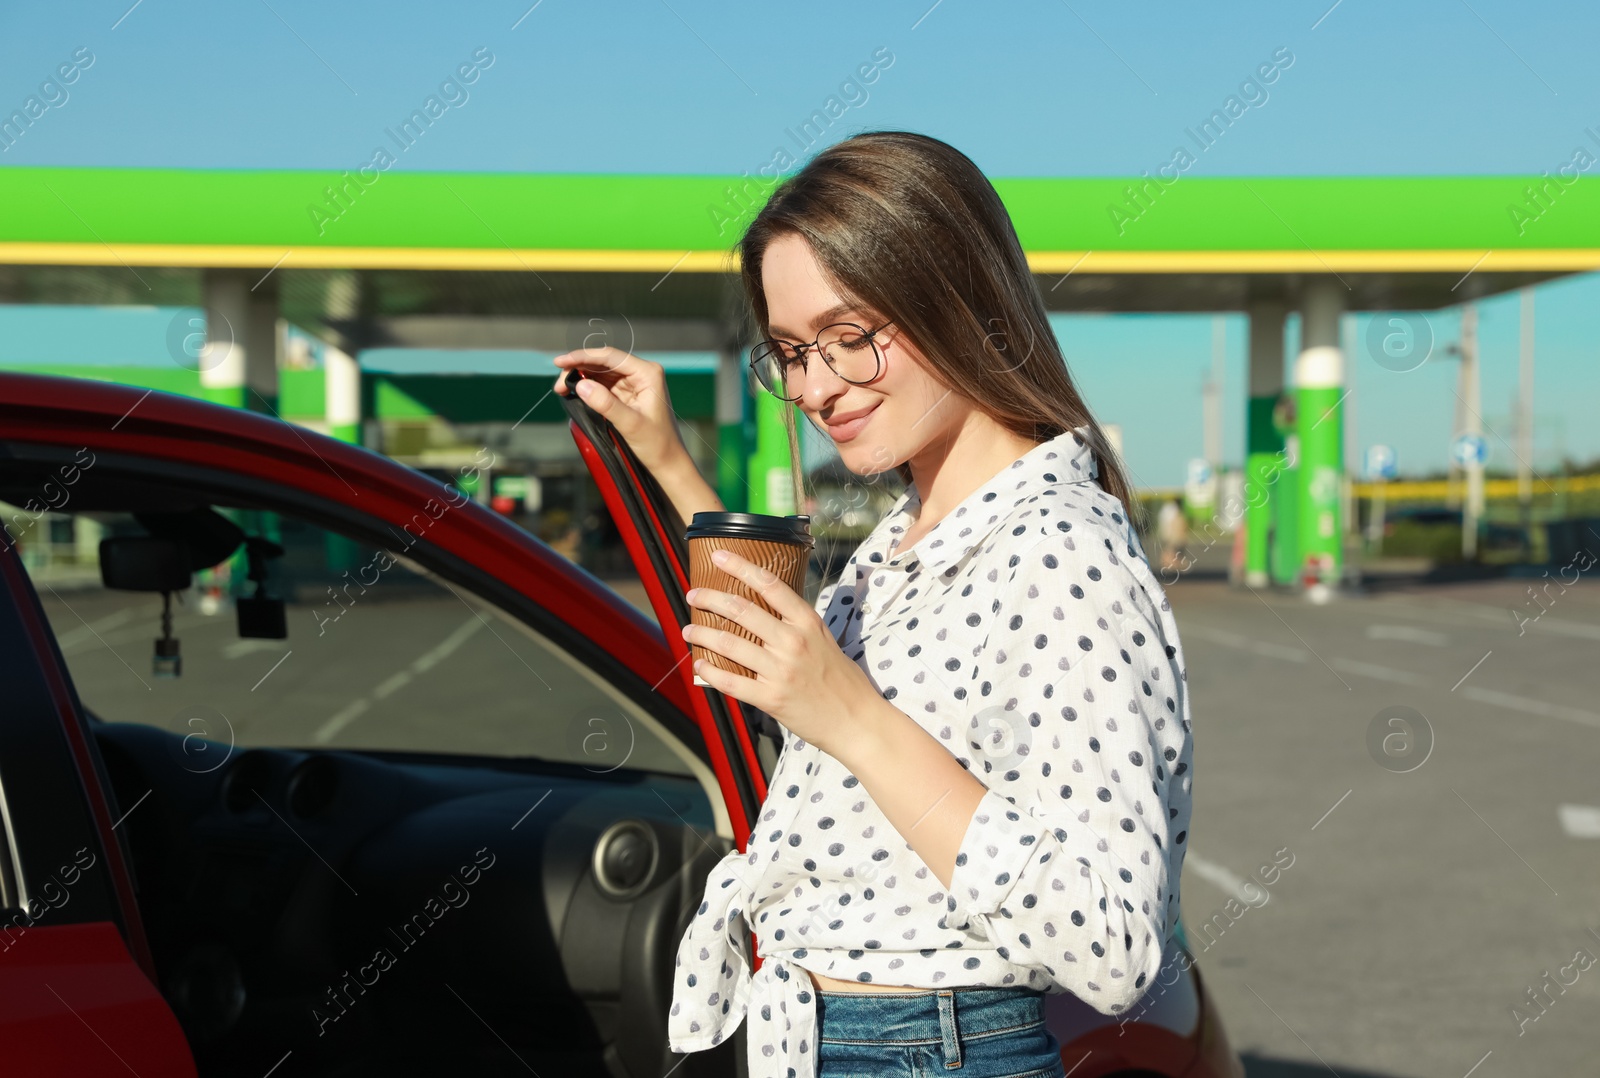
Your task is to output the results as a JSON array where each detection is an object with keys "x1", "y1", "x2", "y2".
[{"x1": 814, "y1": 986, "x2": 1066, "y2": 1077}]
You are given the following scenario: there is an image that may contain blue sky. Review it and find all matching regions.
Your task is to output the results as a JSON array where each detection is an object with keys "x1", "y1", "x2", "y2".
[{"x1": 2, "y1": 0, "x2": 1597, "y2": 483}]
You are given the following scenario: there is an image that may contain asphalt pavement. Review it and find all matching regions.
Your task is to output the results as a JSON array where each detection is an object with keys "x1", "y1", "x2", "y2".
[
  {"x1": 33, "y1": 543, "x2": 1600, "y2": 1078},
  {"x1": 1158, "y1": 548, "x2": 1600, "y2": 1078}
]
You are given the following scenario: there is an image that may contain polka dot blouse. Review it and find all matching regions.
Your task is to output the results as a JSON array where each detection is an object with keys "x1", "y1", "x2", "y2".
[{"x1": 667, "y1": 425, "x2": 1195, "y2": 1078}]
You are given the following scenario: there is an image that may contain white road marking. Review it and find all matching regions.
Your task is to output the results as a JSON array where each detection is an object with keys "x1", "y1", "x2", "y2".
[
  {"x1": 412, "y1": 615, "x2": 486, "y2": 671},
  {"x1": 1372, "y1": 595, "x2": 1600, "y2": 641},
  {"x1": 1365, "y1": 624, "x2": 1451, "y2": 646},
  {"x1": 1558, "y1": 804, "x2": 1600, "y2": 838},
  {"x1": 42, "y1": 584, "x2": 151, "y2": 690},
  {"x1": 53, "y1": 607, "x2": 136, "y2": 650},
  {"x1": 1183, "y1": 850, "x2": 1259, "y2": 905},
  {"x1": 312, "y1": 699, "x2": 370, "y2": 745},
  {"x1": 1330, "y1": 657, "x2": 1426, "y2": 686},
  {"x1": 1510, "y1": 614, "x2": 1600, "y2": 641},
  {"x1": 224, "y1": 639, "x2": 290, "y2": 659},
  {"x1": 1183, "y1": 626, "x2": 1308, "y2": 663},
  {"x1": 311, "y1": 616, "x2": 485, "y2": 743},
  {"x1": 1322, "y1": 649, "x2": 1600, "y2": 729},
  {"x1": 1459, "y1": 686, "x2": 1600, "y2": 731},
  {"x1": 373, "y1": 671, "x2": 412, "y2": 699},
  {"x1": 62, "y1": 611, "x2": 214, "y2": 656},
  {"x1": 1190, "y1": 618, "x2": 1600, "y2": 734}
]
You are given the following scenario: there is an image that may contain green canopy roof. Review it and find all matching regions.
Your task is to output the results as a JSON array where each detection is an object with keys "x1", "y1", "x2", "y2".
[{"x1": 4, "y1": 167, "x2": 1595, "y2": 315}]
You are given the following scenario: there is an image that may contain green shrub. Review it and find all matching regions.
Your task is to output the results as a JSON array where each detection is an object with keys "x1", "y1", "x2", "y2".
[{"x1": 1379, "y1": 520, "x2": 1465, "y2": 562}]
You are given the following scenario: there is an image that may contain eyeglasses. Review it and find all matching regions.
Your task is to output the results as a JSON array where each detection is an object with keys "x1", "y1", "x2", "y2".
[{"x1": 749, "y1": 320, "x2": 892, "y2": 402}]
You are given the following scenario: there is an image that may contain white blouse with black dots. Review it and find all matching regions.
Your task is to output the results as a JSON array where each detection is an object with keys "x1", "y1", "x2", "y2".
[{"x1": 667, "y1": 425, "x2": 1195, "y2": 1078}]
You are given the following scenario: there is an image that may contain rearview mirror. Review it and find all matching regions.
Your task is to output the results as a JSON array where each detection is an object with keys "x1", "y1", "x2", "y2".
[
  {"x1": 99, "y1": 537, "x2": 189, "y2": 677},
  {"x1": 100, "y1": 537, "x2": 192, "y2": 592}
]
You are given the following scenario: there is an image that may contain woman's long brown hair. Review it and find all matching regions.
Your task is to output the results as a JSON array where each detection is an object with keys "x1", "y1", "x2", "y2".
[{"x1": 736, "y1": 130, "x2": 1144, "y2": 531}]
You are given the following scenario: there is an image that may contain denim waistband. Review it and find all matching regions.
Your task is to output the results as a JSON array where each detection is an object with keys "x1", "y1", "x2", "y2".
[{"x1": 814, "y1": 985, "x2": 1046, "y2": 1046}]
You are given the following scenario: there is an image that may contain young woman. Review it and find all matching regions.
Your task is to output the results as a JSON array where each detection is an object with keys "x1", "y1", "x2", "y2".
[{"x1": 553, "y1": 131, "x2": 1194, "y2": 1078}]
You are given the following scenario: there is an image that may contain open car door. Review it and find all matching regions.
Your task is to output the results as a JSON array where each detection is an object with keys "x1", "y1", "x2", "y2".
[
  {"x1": 0, "y1": 527, "x2": 196, "y2": 1077},
  {"x1": 559, "y1": 383, "x2": 773, "y2": 850}
]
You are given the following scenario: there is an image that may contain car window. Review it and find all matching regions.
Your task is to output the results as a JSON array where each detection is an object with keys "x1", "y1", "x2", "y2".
[{"x1": 18, "y1": 503, "x2": 699, "y2": 778}]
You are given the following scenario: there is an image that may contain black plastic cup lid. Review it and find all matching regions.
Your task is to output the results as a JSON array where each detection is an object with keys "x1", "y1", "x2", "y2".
[{"x1": 685, "y1": 511, "x2": 814, "y2": 547}]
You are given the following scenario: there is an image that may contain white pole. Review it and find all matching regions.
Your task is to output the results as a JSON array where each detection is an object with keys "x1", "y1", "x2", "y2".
[
  {"x1": 1518, "y1": 287, "x2": 1535, "y2": 514},
  {"x1": 324, "y1": 344, "x2": 361, "y2": 444},
  {"x1": 1447, "y1": 309, "x2": 1465, "y2": 507},
  {"x1": 1370, "y1": 477, "x2": 1387, "y2": 553},
  {"x1": 200, "y1": 269, "x2": 278, "y2": 406},
  {"x1": 1340, "y1": 312, "x2": 1357, "y2": 536},
  {"x1": 1204, "y1": 315, "x2": 1224, "y2": 469},
  {"x1": 200, "y1": 270, "x2": 248, "y2": 395},
  {"x1": 1462, "y1": 304, "x2": 1483, "y2": 560}
]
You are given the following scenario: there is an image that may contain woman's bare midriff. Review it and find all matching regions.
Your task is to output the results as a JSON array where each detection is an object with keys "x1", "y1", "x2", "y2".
[{"x1": 806, "y1": 968, "x2": 931, "y2": 994}]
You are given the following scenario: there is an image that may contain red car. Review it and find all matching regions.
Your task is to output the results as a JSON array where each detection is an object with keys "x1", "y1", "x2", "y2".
[{"x1": 0, "y1": 370, "x2": 1243, "y2": 1077}]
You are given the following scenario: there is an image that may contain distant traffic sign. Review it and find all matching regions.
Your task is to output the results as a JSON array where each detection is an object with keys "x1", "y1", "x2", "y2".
[
  {"x1": 1184, "y1": 458, "x2": 1217, "y2": 509},
  {"x1": 1450, "y1": 433, "x2": 1489, "y2": 467},
  {"x1": 1364, "y1": 444, "x2": 1398, "y2": 479}
]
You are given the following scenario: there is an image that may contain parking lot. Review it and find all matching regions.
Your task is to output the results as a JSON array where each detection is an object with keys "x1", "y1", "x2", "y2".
[
  {"x1": 1156, "y1": 559, "x2": 1600, "y2": 1078},
  {"x1": 33, "y1": 546, "x2": 1600, "y2": 1078}
]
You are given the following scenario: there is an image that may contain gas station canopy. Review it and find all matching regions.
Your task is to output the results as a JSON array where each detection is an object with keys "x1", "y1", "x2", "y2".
[
  {"x1": 4, "y1": 165, "x2": 1596, "y2": 590},
  {"x1": 4, "y1": 168, "x2": 1598, "y2": 340}
]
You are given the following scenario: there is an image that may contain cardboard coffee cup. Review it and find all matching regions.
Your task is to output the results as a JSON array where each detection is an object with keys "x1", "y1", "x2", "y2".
[{"x1": 685, "y1": 512, "x2": 814, "y2": 686}]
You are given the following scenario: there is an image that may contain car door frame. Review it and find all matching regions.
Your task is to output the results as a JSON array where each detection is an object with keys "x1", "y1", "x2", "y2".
[
  {"x1": 0, "y1": 520, "x2": 198, "y2": 1077},
  {"x1": 558, "y1": 382, "x2": 772, "y2": 844}
]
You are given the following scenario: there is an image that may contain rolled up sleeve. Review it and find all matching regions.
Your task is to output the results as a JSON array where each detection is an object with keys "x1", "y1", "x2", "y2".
[{"x1": 937, "y1": 525, "x2": 1193, "y2": 1016}]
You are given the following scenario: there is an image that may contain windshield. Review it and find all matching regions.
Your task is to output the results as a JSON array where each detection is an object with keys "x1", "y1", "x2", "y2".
[{"x1": 15, "y1": 497, "x2": 697, "y2": 778}]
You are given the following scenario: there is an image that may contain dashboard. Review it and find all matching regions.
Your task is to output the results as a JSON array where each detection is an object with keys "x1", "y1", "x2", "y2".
[{"x1": 89, "y1": 717, "x2": 735, "y2": 1077}]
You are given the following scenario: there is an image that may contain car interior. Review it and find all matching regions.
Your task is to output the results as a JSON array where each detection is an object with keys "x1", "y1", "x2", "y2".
[{"x1": 0, "y1": 448, "x2": 751, "y2": 1078}]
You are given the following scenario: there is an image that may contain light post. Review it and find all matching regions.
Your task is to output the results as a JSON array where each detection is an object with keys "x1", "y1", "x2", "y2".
[{"x1": 1441, "y1": 304, "x2": 1486, "y2": 561}]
